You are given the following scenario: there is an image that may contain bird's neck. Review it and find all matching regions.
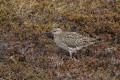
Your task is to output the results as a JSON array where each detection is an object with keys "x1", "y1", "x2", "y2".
[{"x1": 54, "y1": 33, "x2": 61, "y2": 38}]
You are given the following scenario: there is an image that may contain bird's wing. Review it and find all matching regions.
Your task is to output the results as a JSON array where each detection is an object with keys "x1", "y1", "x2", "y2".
[{"x1": 61, "y1": 32, "x2": 96, "y2": 48}]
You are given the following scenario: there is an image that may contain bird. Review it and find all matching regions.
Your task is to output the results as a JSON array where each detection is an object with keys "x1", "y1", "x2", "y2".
[{"x1": 45, "y1": 28, "x2": 100, "y2": 58}]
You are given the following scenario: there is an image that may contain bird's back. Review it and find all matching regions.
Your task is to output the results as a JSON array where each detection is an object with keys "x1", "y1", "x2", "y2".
[{"x1": 54, "y1": 32, "x2": 98, "y2": 49}]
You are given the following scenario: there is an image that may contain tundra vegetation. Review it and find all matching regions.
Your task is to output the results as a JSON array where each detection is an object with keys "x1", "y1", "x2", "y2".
[{"x1": 0, "y1": 0, "x2": 120, "y2": 80}]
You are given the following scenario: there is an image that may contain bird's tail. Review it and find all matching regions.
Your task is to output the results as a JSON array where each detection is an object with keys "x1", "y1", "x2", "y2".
[{"x1": 92, "y1": 37, "x2": 103, "y2": 43}]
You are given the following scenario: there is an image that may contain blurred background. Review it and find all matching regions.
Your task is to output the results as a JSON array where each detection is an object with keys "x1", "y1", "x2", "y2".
[{"x1": 0, "y1": 0, "x2": 120, "y2": 80}]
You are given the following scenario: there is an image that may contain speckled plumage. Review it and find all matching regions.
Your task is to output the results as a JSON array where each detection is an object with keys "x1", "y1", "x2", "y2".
[{"x1": 49, "y1": 28, "x2": 99, "y2": 57}]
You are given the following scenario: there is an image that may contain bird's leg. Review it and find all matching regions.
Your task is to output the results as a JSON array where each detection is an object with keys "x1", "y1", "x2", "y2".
[
  {"x1": 69, "y1": 52, "x2": 78, "y2": 61},
  {"x1": 69, "y1": 51, "x2": 73, "y2": 58}
]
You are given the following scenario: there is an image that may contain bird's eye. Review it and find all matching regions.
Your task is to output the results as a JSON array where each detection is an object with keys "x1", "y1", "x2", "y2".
[{"x1": 53, "y1": 30, "x2": 56, "y2": 32}]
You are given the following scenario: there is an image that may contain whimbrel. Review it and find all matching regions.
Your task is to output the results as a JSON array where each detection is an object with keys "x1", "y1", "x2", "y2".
[{"x1": 45, "y1": 28, "x2": 100, "y2": 58}]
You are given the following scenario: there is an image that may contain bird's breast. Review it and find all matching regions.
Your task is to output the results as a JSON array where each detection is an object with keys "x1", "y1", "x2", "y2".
[{"x1": 54, "y1": 37, "x2": 61, "y2": 44}]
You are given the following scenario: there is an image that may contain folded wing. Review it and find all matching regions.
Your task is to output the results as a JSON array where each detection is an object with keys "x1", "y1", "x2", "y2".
[{"x1": 61, "y1": 32, "x2": 97, "y2": 48}]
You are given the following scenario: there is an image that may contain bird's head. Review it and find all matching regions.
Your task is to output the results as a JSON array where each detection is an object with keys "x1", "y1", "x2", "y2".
[
  {"x1": 45, "y1": 28, "x2": 62, "y2": 35},
  {"x1": 51, "y1": 28, "x2": 62, "y2": 34}
]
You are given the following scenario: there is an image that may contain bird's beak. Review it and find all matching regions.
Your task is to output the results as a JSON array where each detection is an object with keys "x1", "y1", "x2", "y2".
[
  {"x1": 44, "y1": 32, "x2": 52, "y2": 34},
  {"x1": 41, "y1": 31, "x2": 52, "y2": 35}
]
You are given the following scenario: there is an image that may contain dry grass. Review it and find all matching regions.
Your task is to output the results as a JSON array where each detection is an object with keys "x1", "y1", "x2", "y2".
[{"x1": 0, "y1": 0, "x2": 120, "y2": 80}]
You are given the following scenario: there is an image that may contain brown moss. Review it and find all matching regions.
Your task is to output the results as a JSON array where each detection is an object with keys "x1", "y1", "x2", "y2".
[{"x1": 0, "y1": 0, "x2": 120, "y2": 80}]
